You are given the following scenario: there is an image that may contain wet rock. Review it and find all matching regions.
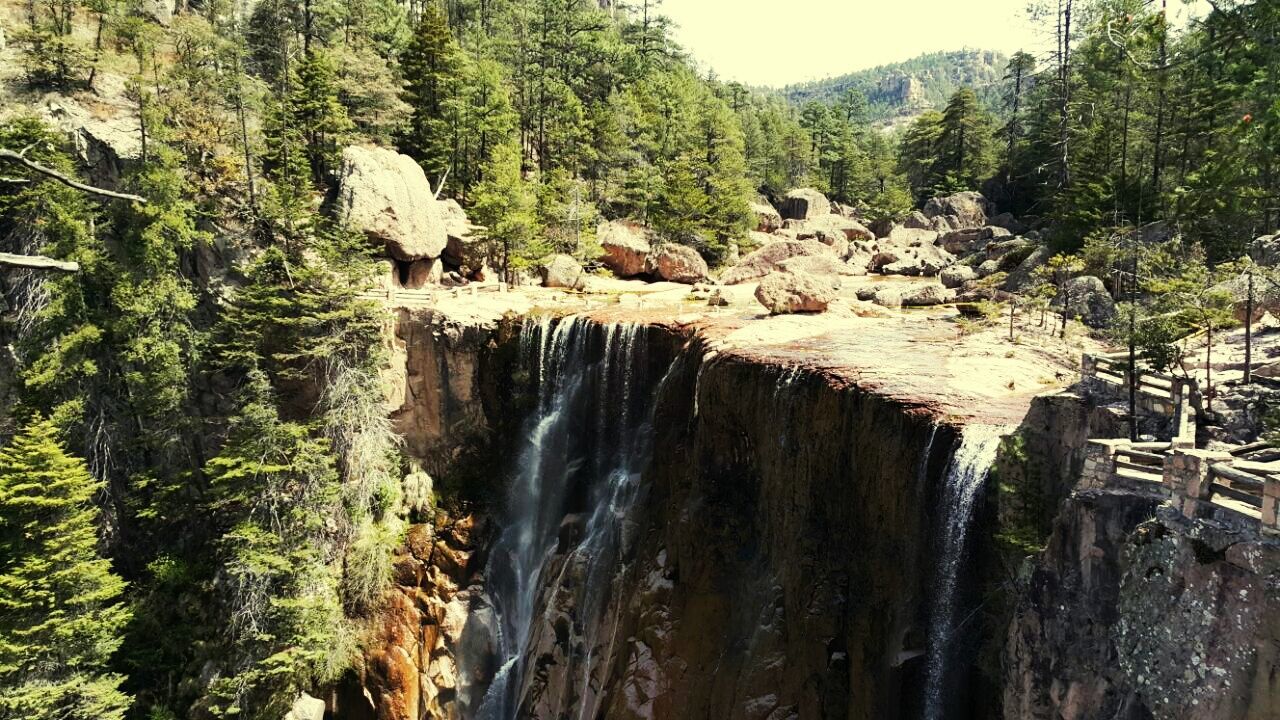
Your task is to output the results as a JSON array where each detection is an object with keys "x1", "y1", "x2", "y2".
[
  {"x1": 540, "y1": 254, "x2": 587, "y2": 290},
  {"x1": 649, "y1": 243, "x2": 708, "y2": 284},
  {"x1": 754, "y1": 271, "x2": 837, "y2": 314},
  {"x1": 337, "y1": 146, "x2": 447, "y2": 261},
  {"x1": 598, "y1": 220, "x2": 652, "y2": 277}
]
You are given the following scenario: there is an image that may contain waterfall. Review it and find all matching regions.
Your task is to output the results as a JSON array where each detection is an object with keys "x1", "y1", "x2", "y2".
[
  {"x1": 923, "y1": 424, "x2": 1007, "y2": 720},
  {"x1": 466, "y1": 316, "x2": 682, "y2": 720}
]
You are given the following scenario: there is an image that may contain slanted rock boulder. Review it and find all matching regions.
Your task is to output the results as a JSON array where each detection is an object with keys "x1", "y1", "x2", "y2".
[
  {"x1": 900, "y1": 283, "x2": 952, "y2": 307},
  {"x1": 540, "y1": 254, "x2": 586, "y2": 290},
  {"x1": 939, "y1": 225, "x2": 1011, "y2": 255},
  {"x1": 754, "y1": 271, "x2": 837, "y2": 314},
  {"x1": 940, "y1": 264, "x2": 977, "y2": 289},
  {"x1": 649, "y1": 243, "x2": 708, "y2": 284},
  {"x1": 779, "y1": 188, "x2": 831, "y2": 221},
  {"x1": 1003, "y1": 245, "x2": 1053, "y2": 291},
  {"x1": 751, "y1": 199, "x2": 783, "y2": 232},
  {"x1": 597, "y1": 220, "x2": 653, "y2": 277},
  {"x1": 337, "y1": 146, "x2": 447, "y2": 261},
  {"x1": 778, "y1": 254, "x2": 865, "y2": 278},
  {"x1": 721, "y1": 240, "x2": 835, "y2": 285},
  {"x1": 902, "y1": 211, "x2": 932, "y2": 230},
  {"x1": 922, "y1": 191, "x2": 993, "y2": 229},
  {"x1": 1052, "y1": 275, "x2": 1115, "y2": 328}
]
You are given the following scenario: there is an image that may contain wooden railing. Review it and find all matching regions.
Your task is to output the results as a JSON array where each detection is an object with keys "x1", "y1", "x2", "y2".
[
  {"x1": 1081, "y1": 352, "x2": 1196, "y2": 448},
  {"x1": 1207, "y1": 460, "x2": 1272, "y2": 520}
]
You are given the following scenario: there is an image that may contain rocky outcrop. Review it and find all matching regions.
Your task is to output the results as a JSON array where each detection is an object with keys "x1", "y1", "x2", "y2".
[
  {"x1": 751, "y1": 199, "x2": 784, "y2": 232},
  {"x1": 923, "y1": 191, "x2": 993, "y2": 230},
  {"x1": 754, "y1": 271, "x2": 838, "y2": 313},
  {"x1": 779, "y1": 188, "x2": 831, "y2": 220},
  {"x1": 540, "y1": 254, "x2": 586, "y2": 290},
  {"x1": 1052, "y1": 275, "x2": 1115, "y2": 328},
  {"x1": 337, "y1": 146, "x2": 447, "y2": 261},
  {"x1": 649, "y1": 243, "x2": 708, "y2": 284},
  {"x1": 1004, "y1": 497, "x2": 1280, "y2": 720},
  {"x1": 598, "y1": 220, "x2": 653, "y2": 277},
  {"x1": 720, "y1": 239, "x2": 835, "y2": 285}
]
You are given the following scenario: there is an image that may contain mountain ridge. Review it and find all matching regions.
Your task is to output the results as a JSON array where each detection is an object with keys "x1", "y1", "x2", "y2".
[{"x1": 781, "y1": 48, "x2": 1010, "y2": 123}]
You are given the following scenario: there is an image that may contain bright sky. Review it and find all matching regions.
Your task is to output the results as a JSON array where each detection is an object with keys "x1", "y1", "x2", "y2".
[
  {"x1": 660, "y1": 0, "x2": 1210, "y2": 88},
  {"x1": 661, "y1": 0, "x2": 1039, "y2": 87}
]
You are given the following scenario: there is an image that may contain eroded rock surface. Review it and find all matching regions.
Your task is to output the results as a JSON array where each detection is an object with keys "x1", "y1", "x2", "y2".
[{"x1": 337, "y1": 146, "x2": 447, "y2": 261}]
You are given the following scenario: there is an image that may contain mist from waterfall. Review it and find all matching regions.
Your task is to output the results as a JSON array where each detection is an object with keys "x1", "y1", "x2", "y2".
[
  {"x1": 923, "y1": 424, "x2": 1006, "y2": 720},
  {"x1": 465, "y1": 315, "x2": 683, "y2": 720}
]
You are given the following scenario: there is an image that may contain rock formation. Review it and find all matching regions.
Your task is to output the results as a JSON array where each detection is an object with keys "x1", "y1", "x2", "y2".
[{"x1": 336, "y1": 146, "x2": 448, "y2": 262}]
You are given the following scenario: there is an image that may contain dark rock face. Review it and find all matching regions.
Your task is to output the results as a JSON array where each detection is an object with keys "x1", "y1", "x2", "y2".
[
  {"x1": 498, "y1": 327, "x2": 961, "y2": 720},
  {"x1": 1003, "y1": 497, "x2": 1280, "y2": 720}
]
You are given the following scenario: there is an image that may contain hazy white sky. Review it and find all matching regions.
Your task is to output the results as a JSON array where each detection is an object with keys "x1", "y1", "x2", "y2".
[
  {"x1": 661, "y1": 0, "x2": 1040, "y2": 87},
  {"x1": 660, "y1": 0, "x2": 1210, "y2": 88}
]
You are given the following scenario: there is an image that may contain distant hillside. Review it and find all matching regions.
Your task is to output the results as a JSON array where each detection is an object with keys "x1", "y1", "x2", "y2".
[{"x1": 782, "y1": 49, "x2": 1009, "y2": 123}]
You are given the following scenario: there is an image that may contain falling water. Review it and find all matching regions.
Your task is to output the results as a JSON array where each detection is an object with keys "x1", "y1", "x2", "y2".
[
  {"x1": 468, "y1": 316, "x2": 682, "y2": 720},
  {"x1": 923, "y1": 424, "x2": 1007, "y2": 720}
]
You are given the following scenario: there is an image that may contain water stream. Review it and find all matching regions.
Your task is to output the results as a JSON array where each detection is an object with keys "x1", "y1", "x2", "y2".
[
  {"x1": 468, "y1": 316, "x2": 684, "y2": 719},
  {"x1": 923, "y1": 424, "x2": 1007, "y2": 720}
]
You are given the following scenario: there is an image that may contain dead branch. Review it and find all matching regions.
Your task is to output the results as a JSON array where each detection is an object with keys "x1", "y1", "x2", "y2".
[
  {"x1": 0, "y1": 149, "x2": 147, "y2": 204},
  {"x1": 0, "y1": 252, "x2": 80, "y2": 272}
]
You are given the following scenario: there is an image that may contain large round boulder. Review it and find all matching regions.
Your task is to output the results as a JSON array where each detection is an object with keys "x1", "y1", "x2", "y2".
[
  {"x1": 649, "y1": 243, "x2": 708, "y2": 284},
  {"x1": 597, "y1": 220, "x2": 652, "y2": 277},
  {"x1": 540, "y1": 254, "x2": 586, "y2": 290},
  {"x1": 779, "y1": 188, "x2": 832, "y2": 221},
  {"x1": 754, "y1": 271, "x2": 837, "y2": 314},
  {"x1": 336, "y1": 146, "x2": 447, "y2": 261},
  {"x1": 940, "y1": 264, "x2": 977, "y2": 289},
  {"x1": 1052, "y1": 275, "x2": 1115, "y2": 328},
  {"x1": 901, "y1": 283, "x2": 953, "y2": 307}
]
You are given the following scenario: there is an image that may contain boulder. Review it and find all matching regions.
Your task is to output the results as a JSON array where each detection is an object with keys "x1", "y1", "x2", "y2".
[
  {"x1": 336, "y1": 146, "x2": 447, "y2": 262},
  {"x1": 989, "y1": 212, "x2": 1027, "y2": 234},
  {"x1": 440, "y1": 199, "x2": 487, "y2": 272},
  {"x1": 721, "y1": 240, "x2": 835, "y2": 285},
  {"x1": 778, "y1": 253, "x2": 865, "y2": 278},
  {"x1": 930, "y1": 215, "x2": 958, "y2": 232},
  {"x1": 754, "y1": 271, "x2": 837, "y2": 314},
  {"x1": 922, "y1": 191, "x2": 993, "y2": 229},
  {"x1": 872, "y1": 288, "x2": 903, "y2": 308},
  {"x1": 901, "y1": 283, "x2": 953, "y2": 307},
  {"x1": 597, "y1": 220, "x2": 652, "y2": 277},
  {"x1": 869, "y1": 218, "x2": 896, "y2": 238},
  {"x1": 1002, "y1": 245, "x2": 1053, "y2": 291},
  {"x1": 886, "y1": 226, "x2": 939, "y2": 247},
  {"x1": 707, "y1": 289, "x2": 730, "y2": 307},
  {"x1": 540, "y1": 254, "x2": 586, "y2": 290},
  {"x1": 977, "y1": 258, "x2": 1002, "y2": 277},
  {"x1": 779, "y1": 188, "x2": 832, "y2": 220},
  {"x1": 902, "y1": 211, "x2": 933, "y2": 230},
  {"x1": 404, "y1": 258, "x2": 443, "y2": 289},
  {"x1": 649, "y1": 243, "x2": 708, "y2": 284},
  {"x1": 881, "y1": 244, "x2": 955, "y2": 276},
  {"x1": 284, "y1": 693, "x2": 326, "y2": 720},
  {"x1": 940, "y1": 264, "x2": 978, "y2": 289},
  {"x1": 1051, "y1": 275, "x2": 1115, "y2": 328},
  {"x1": 1249, "y1": 232, "x2": 1280, "y2": 267},
  {"x1": 939, "y1": 226, "x2": 1012, "y2": 255},
  {"x1": 751, "y1": 200, "x2": 784, "y2": 232},
  {"x1": 747, "y1": 231, "x2": 777, "y2": 248}
]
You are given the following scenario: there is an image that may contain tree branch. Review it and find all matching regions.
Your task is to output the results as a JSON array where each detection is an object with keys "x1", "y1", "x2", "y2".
[
  {"x1": 0, "y1": 252, "x2": 80, "y2": 272},
  {"x1": 0, "y1": 149, "x2": 147, "y2": 204}
]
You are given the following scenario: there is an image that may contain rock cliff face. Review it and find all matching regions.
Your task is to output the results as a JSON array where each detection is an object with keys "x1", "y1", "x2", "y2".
[{"x1": 358, "y1": 311, "x2": 997, "y2": 720}]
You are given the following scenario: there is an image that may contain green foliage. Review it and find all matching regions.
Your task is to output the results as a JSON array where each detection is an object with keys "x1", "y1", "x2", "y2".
[
  {"x1": 0, "y1": 419, "x2": 132, "y2": 720},
  {"x1": 471, "y1": 139, "x2": 545, "y2": 280}
]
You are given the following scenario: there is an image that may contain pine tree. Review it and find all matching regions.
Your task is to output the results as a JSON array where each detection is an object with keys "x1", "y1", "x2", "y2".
[
  {"x1": 937, "y1": 87, "x2": 996, "y2": 192},
  {"x1": 399, "y1": 1, "x2": 461, "y2": 185},
  {"x1": 471, "y1": 138, "x2": 544, "y2": 282},
  {"x1": 0, "y1": 419, "x2": 131, "y2": 720}
]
